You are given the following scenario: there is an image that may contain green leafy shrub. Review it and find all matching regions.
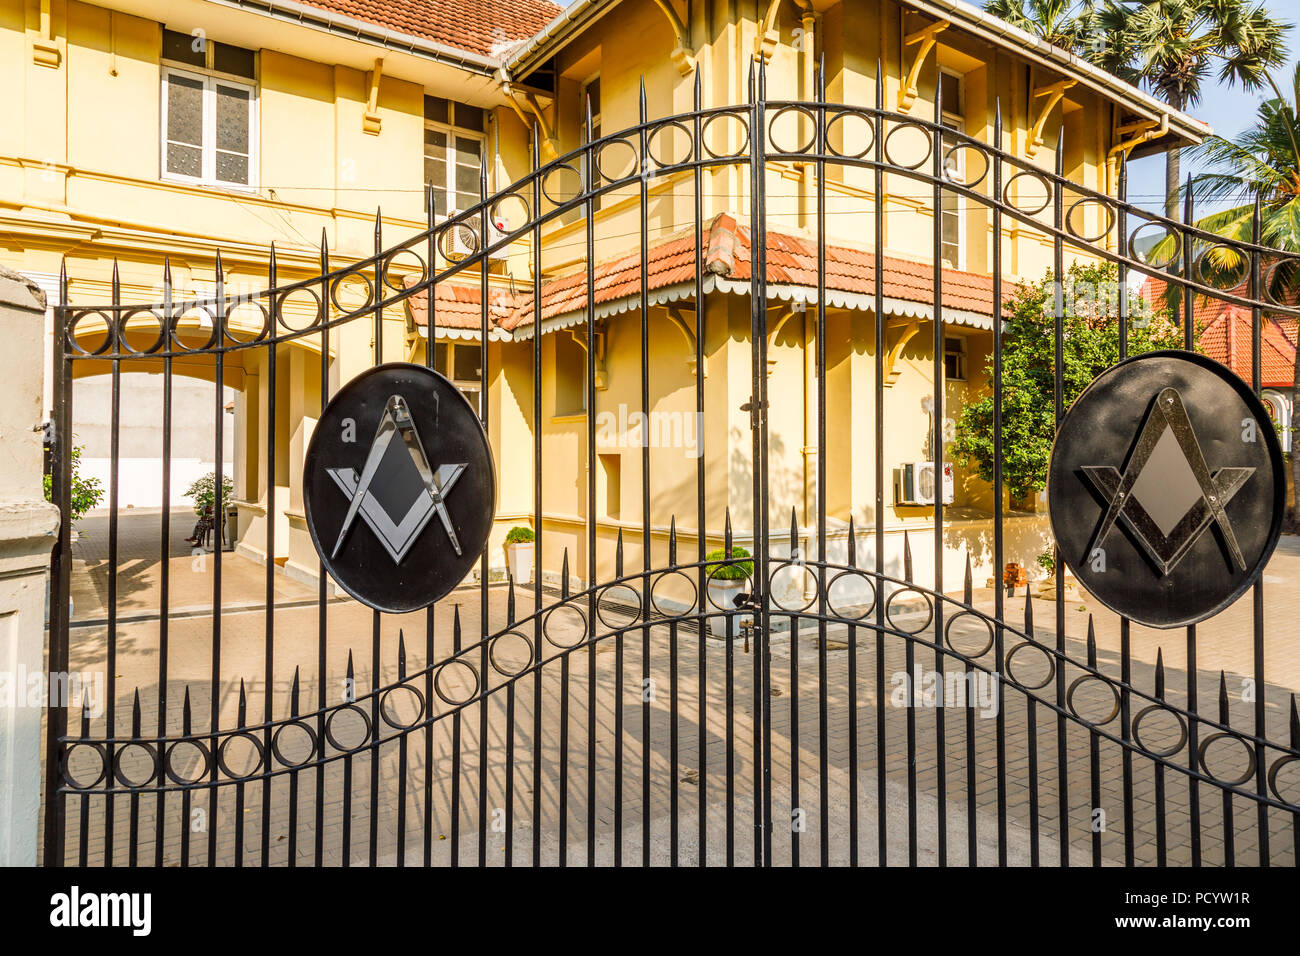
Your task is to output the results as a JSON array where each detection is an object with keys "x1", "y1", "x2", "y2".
[
  {"x1": 706, "y1": 546, "x2": 753, "y2": 581},
  {"x1": 43, "y1": 442, "x2": 104, "y2": 524},
  {"x1": 184, "y1": 472, "x2": 233, "y2": 517},
  {"x1": 505, "y1": 526, "x2": 535, "y2": 544}
]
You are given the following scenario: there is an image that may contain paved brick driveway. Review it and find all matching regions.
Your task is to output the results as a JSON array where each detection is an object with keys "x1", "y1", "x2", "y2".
[{"x1": 44, "y1": 510, "x2": 1300, "y2": 865}]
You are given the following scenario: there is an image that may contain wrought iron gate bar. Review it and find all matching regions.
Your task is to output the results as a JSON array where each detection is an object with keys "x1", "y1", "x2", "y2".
[{"x1": 45, "y1": 58, "x2": 1300, "y2": 867}]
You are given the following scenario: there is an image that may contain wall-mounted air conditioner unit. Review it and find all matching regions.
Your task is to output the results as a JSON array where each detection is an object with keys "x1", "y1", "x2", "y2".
[
  {"x1": 894, "y1": 461, "x2": 954, "y2": 506},
  {"x1": 445, "y1": 211, "x2": 509, "y2": 262}
]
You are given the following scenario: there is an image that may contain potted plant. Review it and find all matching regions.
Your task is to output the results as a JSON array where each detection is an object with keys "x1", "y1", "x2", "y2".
[
  {"x1": 504, "y1": 526, "x2": 535, "y2": 584},
  {"x1": 1003, "y1": 562, "x2": 1027, "y2": 597},
  {"x1": 706, "y1": 546, "x2": 753, "y2": 637},
  {"x1": 1035, "y1": 548, "x2": 1076, "y2": 601}
]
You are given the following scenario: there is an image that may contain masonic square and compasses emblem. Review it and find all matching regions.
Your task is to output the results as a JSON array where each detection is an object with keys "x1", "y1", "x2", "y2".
[
  {"x1": 304, "y1": 364, "x2": 495, "y2": 613},
  {"x1": 1048, "y1": 351, "x2": 1284, "y2": 629}
]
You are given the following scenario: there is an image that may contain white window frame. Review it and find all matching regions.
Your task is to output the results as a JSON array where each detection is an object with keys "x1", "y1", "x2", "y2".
[
  {"x1": 434, "y1": 339, "x2": 483, "y2": 414},
  {"x1": 938, "y1": 68, "x2": 965, "y2": 271},
  {"x1": 423, "y1": 100, "x2": 488, "y2": 217},
  {"x1": 160, "y1": 65, "x2": 258, "y2": 192}
]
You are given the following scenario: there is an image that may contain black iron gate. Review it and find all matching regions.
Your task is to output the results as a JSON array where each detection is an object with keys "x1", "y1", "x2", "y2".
[{"x1": 44, "y1": 63, "x2": 1300, "y2": 866}]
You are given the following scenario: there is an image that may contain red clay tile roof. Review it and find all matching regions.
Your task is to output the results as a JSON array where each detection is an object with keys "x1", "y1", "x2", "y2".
[
  {"x1": 295, "y1": 0, "x2": 562, "y2": 59},
  {"x1": 405, "y1": 278, "x2": 515, "y2": 331},
  {"x1": 481, "y1": 213, "x2": 998, "y2": 332},
  {"x1": 1140, "y1": 276, "x2": 1296, "y2": 389}
]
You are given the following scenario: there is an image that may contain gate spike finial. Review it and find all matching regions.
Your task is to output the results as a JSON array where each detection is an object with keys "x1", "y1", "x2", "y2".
[
  {"x1": 561, "y1": 548, "x2": 570, "y2": 599},
  {"x1": 507, "y1": 573, "x2": 516, "y2": 624},
  {"x1": 616, "y1": 527, "x2": 624, "y2": 577},
  {"x1": 724, "y1": 507, "x2": 733, "y2": 555},
  {"x1": 1154, "y1": 649, "x2": 1165, "y2": 699},
  {"x1": 80, "y1": 708, "x2": 91, "y2": 738},
  {"x1": 875, "y1": 59, "x2": 883, "y2": 110},
  {"x1": 346, "y1": 649, "x2": 355, "y2": 686},
  {"x1": 290, "y1": 666, "x2": 301, "y2": 718},
  {"x1": 182, "y1": 686, "x2": 192, "y2": 736},
  {"x1": 237, "y1": 678, "x2": 248, "y2": 726},
  {"x1": 1086, "y1": 615, "x2": 1096, "y2": 667},
  {"x1": 847, "y1": 515, "x2": 856, "y2": 567},
  {"x1": 903, "y1": 530, "x2": 913, "y2": 582},
  {"x1": 817, "y1": 51, "x2": 826, "y2": 102},
  {"x1": 452, "y1": 605, "x2": 462, "y2": 647},
  {"x1": 131, "y1": 688, "x2": 142, "y2": 737},
  {"x1": 1290, "y1": 694, "x2": 1299, "y2": 749},
  {"x1": 1218, "y1": 670, "x2": 1230, "y2": 725},
  {"x1": 963, "y1": 552, "x2": 973, "y2": 605},
  {"x1": 669, "y1": 516, "x2": 677, "y2": 565},
  {"x1": 320, "y1": 228, "x2": 330, "y2": 272},
  {"x1": 1023, "y1": 587, "x2": 1034, "y2": 637},
  {"x1": 789, "y1": 507, "x2": 798, "y2": 553},
  {"x1": 693, "y1": 68, "x2": 702, "y2": 110},
  {"x1": 398, "y1": 630, "x2": 407, "y2": 681},
  {"x1": 638, "y1": 75, "x2": 646, "y2": 121}
]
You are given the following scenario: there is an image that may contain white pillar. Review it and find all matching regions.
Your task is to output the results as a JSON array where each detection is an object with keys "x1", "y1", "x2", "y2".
[{"x1": 0, "y1": 266, "x2": 61, "y2": 866}]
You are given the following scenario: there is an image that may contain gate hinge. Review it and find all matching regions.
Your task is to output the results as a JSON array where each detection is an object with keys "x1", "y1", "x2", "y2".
[
  {"x1": 740, "y1": 397, "x2": 767, "y2": 429},
  {"x1": 40, "y1": 419, "x2": 54, "y2": 446}
]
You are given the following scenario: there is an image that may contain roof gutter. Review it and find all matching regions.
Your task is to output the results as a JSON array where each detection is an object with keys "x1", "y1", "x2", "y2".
[
  {"x1": 207, "y1": 0, "x2": 502, "y2": 74},
  {"x1": 907, "y1": 0, "x2": 1210, "y2": 144},
  {"x1": 503, "y1": 0, "x2": 618, "y2": 78}
]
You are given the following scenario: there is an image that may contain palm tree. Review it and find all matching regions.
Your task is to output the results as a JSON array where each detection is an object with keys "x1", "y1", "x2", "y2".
[
  {"x1": 983, "y1": 0, "x2": 1099, "y2": 51},
  {"x1": 1177, "y1": 62, "x2": 1300, "y2": 521},
  {"x1": 1087, "y1": 0, "x2": 1290, "y2": 219}
]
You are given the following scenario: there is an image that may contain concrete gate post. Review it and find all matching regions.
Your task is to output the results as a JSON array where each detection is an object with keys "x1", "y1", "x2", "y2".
[{"x1": 0, "y1": 266, "x2": 61, "y2": 866}]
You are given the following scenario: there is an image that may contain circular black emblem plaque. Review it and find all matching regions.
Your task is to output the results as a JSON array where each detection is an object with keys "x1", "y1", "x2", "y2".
[
  {"x1": 304, "y1": 363, "x2": 495, "y2": 613},
  {"x1": 1048, "y1": 351, "x2": 1284, "y2": 629}
]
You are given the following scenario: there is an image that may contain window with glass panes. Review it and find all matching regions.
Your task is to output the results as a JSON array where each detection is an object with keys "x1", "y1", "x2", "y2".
[
  {"x1": 424, "y1": 97, "x2": 486, "y2": 215},
  {"x1": 161, "y1": 29, "x2": 256, "y2": 188},
  {"x1": 938, "y1": 70, "x2": 964, "y2": 269},
  {"x1": 433, "y1": 340, "x2": 483, "y2": 413}
]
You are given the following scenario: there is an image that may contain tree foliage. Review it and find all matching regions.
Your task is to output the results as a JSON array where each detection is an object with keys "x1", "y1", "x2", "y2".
[
  {"x1": 43, "y1": 442, "x2": 104, "y2": 525},
  {"x1": 184, "y1": 472, "x2": 234, "y2": 518},
  {"x1": 951, "y1": 263, "x2": 1182, "y2": 502}
]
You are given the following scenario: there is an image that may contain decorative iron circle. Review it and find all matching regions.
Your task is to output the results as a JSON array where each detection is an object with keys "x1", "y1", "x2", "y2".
[
  {"x1": 944, "y1": 610, "x2": 995, "y2": 660},
  {"x1": 1065, "y1": 673, "x2": 1121, "y2": 726},
  {"x1": 883, "y1": 586, "x2": 934, "y2": 635},
  {"x1": 596, "y1": 583, "x2": 642, "y2": 630},
  {"x1": 488, "y1": 630, "x2": 535, "y2": 678},
  {"x1": 489, "y1": 193, "x2": 531, "y2": 233},
  {"x1": 163, "y1": 738, "x2": 213, "y2": 785},
  {"x1": 1004, "y1": 640, "x2": 1055, "y2": 690},
  {"x1": 595, "y1": 137, "x2": 640, "y2": 182},
  {"x1": 825, "y1": 569, "x2": 877, "y2": 620},
  {"x1": 62, "y1": 742, "x2": 109, "y2": 790},
  {"x1": 646, "y1": 120, "x2": 694, "y2": 168},
  {"x1": 171, "y1": 304, "x2": 221, "y2": 353},
  {"x1": 330, "y1": 273, "x2": 375, "y2": 317},
  {"x1": 303, "y1": 363, "x2": 496, "y2": 614},
  {"x1": 768, "y1": 561, "x2": 818, "y2": 613},
  {"x1": 824, "y1": 109, "x2": 875, "y2": 159},
  {"x1": 270, "y1": 721, "x2": 320, "y2": 768},
  {"x1": 438, "y1": 219, "x2": 480, "y2": 261},
  {"x1": 1197, "y1": 731, "x2": 1257, "y2": 788},
  {"x1": 701, "y1": 111, "x2": 751, "y2": 160},
  {"x1": 704, "y1": 564, "x2": 753, "y2": 611},
  {"x1": 223, "y1": 298, "x2": 271, "y2": 346},
  {"x1": 767, "y1": 105, "x2": 818, "y2": 155},
  {"x1": 882, "y1": 121, "x2": 932, "y2": 170},
  {"x1": 379, "y1": 684, "x2": 426, "y2": 731},
  {"x1": 1267, "y1": 754, "x2": 1299, "y2": 802},
  {"x1": 1263, "y1": 258, "x2": 1300, "y2": 306},
  {"x1": 216, "y1": 732, "x2": 267, "y2": 781},
  {"x1": 1132, "y1": 703, "x2": 1188, "y2": 758},
  {"x1": 1193, "y1": 243, "x2": 1249, "y2": 292},
  {"x1": 116, "y1": 307, "x2": 168, "y2": 355},
  {"x1": 1129, "y1": 221, "x2": 1179, "y2": 269},
  {"x1": 1047, "y1": 351, "x2": 1285, "y2": 628},
  {"x1": 543, "y1": 603, "x2": 589, "y2": 649},
  {"x1": 942, "y1": 141, "x2": 989, "y2": 189},
  {"x1": 112, "y1": 742, "x2": 161, "y2": 789},
  {"x1": 273, "y1": 286, "x2": 325, "y2": 333},
  {"x1": 650, "y1": 570, "x2": 698, "y2": 617},
  {"x1": 541, "y1": 162, "x2": 584, "y2": 206},
  {"x1": 324, "y1": 703, "x2": 373, "y2": 753},
  {"x1": 382, "y1": 248, "x2": 428, "y2": 293},
  {"x1": 67, "y1": 311, "x2": 116, "y2": 356},
  {"x1": 433, "y1": 659, "x2": 480, "y2": 707},
  {"x1": 1003, "y1": 170, "x2": 1051, "y2": 216},
  {"x1": 1065, "y1": 197, "x2": 1116, "y2": 244}
]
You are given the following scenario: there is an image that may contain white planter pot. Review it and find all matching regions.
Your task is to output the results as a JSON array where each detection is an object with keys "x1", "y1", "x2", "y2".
[
  {"x1": 505, "y1": 542, "x2": 534, "y2": 585},
  {"x1": 707, "y1": 578, "x2": 751, "y2": 639}
]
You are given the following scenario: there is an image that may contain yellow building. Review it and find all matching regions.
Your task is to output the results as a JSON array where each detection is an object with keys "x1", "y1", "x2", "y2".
[{"x1": 3, "y1": 0, "x2": 1208, "y2": 596}]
